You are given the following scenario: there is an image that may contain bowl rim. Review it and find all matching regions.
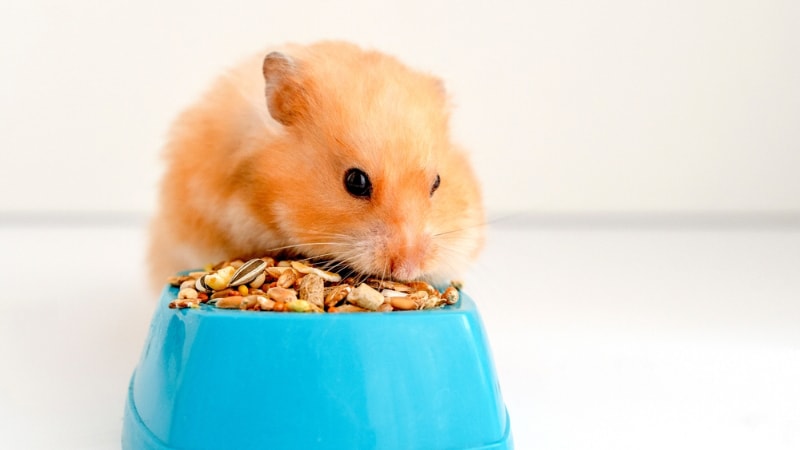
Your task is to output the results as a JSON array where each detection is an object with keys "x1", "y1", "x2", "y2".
[{"x1": 160, "y1": 284, "x2": 473, "y2": 320}]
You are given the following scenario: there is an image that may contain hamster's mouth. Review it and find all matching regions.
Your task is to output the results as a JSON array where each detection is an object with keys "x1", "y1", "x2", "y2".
[
  {"x1": 290, "y1": 253, "x2": 358, "y2": 278},
  {"x1": 291, "y1": 253, "x2": 424, "y2": 284}
]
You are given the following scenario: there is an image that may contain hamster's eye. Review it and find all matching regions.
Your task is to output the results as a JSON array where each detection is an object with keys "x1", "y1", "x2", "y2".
[
  {"x1": 344, "y1": 168, "x2": 372, "y2": 199},
  {"x1": 430, "y1": 174, "x2": 441, "y2": 197}
]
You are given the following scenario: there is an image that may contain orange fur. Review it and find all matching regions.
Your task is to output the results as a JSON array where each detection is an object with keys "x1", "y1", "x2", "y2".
[{"x1": 149, "y1": 41, "x2": 485, "y2": 289}]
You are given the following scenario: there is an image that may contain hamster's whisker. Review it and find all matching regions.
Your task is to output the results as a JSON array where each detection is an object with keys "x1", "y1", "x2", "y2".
[
  {"x1": 259, "y1": 242, "x2": 350, "y2": 253},
  {"x1": 316, "y1": 250, "x2": 361, "y2": 276},
  {"x1": 426, "y1": 253, "x2": 465, "y2": 282},
  {"x1": 432, "y1": 235, "x2": 481, "y2": 248},
  {"x1": 432, "y1": 214, "x2": 517, "y2": 238},
  {"x1": 380, "y1": 258, "x2": 388, "y2": 285},
  {"x1": 295, "y1": 252, "x2": 340, "y2": 264},
  {"x1": 432, "y1": 223, "x2": 487, "y2": 238},
  {"x1": 318, "y1": 260, "x2": 344, "y2": 274},
  {"x1": 296, "y1": 229, "x2": 352, "y2": 239},
  {"x1": 435, "y1": 242, "x2": 473, "y2": 260},
  {"x1": 432, "y1": 232, "x2": 477, "y2": 242},
  {"x1": 432, "y1": 245, "x2": 474, "y2": 274}
]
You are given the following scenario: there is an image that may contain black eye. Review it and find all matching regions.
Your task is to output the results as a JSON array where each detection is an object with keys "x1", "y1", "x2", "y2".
[
  {"x1": 344, "y1": 168, "x2": 372, "y2": 198},
  {"x1": 430, "y1": 174, "x2": 441, "y2": 197}
]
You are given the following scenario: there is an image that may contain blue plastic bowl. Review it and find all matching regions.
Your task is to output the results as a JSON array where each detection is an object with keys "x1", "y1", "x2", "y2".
[{"x1": 123, "y1": 284, "x2": 513, "y2": 449}]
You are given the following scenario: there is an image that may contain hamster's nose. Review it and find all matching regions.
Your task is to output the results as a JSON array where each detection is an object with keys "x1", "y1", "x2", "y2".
[
  {"x1": 389, "y1": 257, "x2": 420, "y2": 281},
  {"x1": 387, "y1": 234, "x2": 431, "y2": 281}
]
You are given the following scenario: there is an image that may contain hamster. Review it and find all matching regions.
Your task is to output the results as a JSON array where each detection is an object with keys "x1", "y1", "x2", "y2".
[{"x1": 148, "y1": 41, "x2": 485, "y2": 289}]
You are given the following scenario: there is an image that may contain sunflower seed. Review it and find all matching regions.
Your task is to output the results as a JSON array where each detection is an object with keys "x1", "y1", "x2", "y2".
[
  {"x1": 195, "y1": 275, "x2": 211, "y2": 293},
  {"x1": 229, "y1": 258, "x2": 268, "y2": 287}
]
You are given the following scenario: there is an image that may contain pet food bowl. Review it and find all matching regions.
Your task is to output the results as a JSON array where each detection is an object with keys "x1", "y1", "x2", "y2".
[{"x1": 122, "y1": 283, "x2": 513, "y2": 449}]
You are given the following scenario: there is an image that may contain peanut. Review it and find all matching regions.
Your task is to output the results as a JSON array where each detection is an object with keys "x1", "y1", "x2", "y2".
[
  {"x1": 324, "y1": 285, "x2": 351, "y2": 307},
  {"x1": 276, "y1": 269, "x2": 298, "y2": 289},
  {"x1": 298, "y1": 273, "x2": 325, "y2": 308},
  {"x1": 267, "y1": 287, "x2": 297, "y2": 303},
  {"x1": 347, "y1": 283, "x2": 384, "y2": 311},
  {"x1": 249, "y1": 272, "x2": 266, "y2": 289},
  {"x1": 178, "y1": 288, "x2": 199, "y2": 300},
  {"x1": 257, "y1": 296, "x2": 275, "y2": 311}
]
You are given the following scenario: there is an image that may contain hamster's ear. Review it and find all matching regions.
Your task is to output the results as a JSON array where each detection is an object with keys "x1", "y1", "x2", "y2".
[{"x1": 262, "y1": 52, "x2": 308, "y2": 126}]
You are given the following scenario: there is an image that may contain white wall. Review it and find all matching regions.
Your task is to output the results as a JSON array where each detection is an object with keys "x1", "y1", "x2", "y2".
[{"x1": 1, "y1": 0, "x2": 798, "y2": 215}]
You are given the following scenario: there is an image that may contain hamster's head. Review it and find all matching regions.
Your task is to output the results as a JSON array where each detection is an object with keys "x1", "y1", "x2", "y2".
[{"x1": 246, "y1": 42, "x2": 484, "y2": 283}]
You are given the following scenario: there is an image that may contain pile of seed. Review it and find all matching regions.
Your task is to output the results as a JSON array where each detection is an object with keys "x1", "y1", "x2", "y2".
[{"x1": 167, "y1": 256, "x2": 460, "y2": 313}]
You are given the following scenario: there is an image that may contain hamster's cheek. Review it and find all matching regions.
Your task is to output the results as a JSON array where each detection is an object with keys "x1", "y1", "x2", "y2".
[{"x1": 268, "y1": 201, "x2": 300, "y2": 241}]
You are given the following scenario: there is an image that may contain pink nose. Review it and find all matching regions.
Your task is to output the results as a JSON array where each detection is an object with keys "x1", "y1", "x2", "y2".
[
  {"x1": 386, "y1": 237, "x2": 430, "y2": 280},
  {"x1": 389, "y1": 257, "x2": 421, "y2": 281}
]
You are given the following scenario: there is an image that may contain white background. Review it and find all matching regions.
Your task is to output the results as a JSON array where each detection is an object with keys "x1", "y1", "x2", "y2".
[
  {"x1": 1, "y1": 0, "x2": 799, "y2": 215},
  {"x1": 1, "y1": 1, "x2": 799, "y2": 450}
]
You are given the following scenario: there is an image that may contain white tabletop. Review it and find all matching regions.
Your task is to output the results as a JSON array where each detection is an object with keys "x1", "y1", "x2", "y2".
[{"x1": 1, "y1": 220, "x2": 798, "y2": 449}]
